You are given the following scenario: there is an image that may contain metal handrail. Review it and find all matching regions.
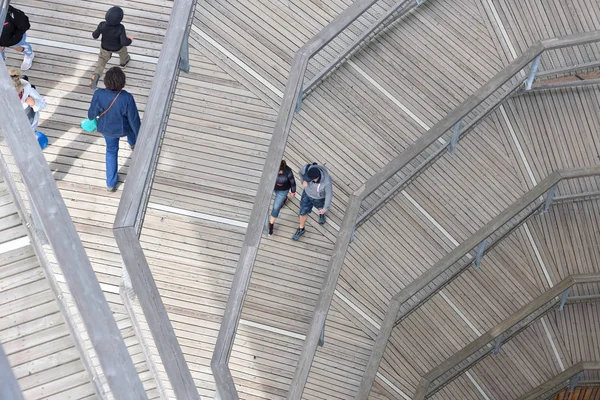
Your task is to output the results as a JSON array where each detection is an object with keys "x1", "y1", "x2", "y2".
[
  {"x1": 112, "y1": 0, "x2": 200, "y2": 399},
  {"x1": 292, "y1": 30, "x2": 600, "y2": 400},
  {"x1": 355, "y1": 166, "x2": 600, "y2": 399},
  {"x1": 208, "y1": 1, "x2": 426, "y2": 399},
  {"x1": 0, "y1": 62, "x2": 146, "y2": 397},
  {"x1": 355, "y1": 30, "x2": 600, "y2": 227},
  {"x1": 413, "y1": 274, "x2": 600, "y2": 399},
  {"x1": 517, "y1": 362, "x2": 600, "y2": 400}
]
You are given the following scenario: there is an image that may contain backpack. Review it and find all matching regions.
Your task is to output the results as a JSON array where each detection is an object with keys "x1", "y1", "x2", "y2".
[{"x1": 9, "y1": 6, "x2": 31, "y2": 33}]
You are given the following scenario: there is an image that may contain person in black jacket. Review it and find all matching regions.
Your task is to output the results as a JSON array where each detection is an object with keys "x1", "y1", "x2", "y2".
[
  {"x1": 268, "y1": 160, "x2": 296, "y2": 236},
  {"x1": 0, "y1": 6, "x2": 35, "y2": 70},
  {"x1": 89, "y1": 6, "x2": 133, "y2": 89}
]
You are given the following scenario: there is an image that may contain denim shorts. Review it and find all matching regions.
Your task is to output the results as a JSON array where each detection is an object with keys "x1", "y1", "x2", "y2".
[
  {"x1": 1, "y1": 33, "x2": 33, "y2": 59},
  {"x1": 299, "y1": 192, "x2": 325, "y2": 215},
  {"x1": 270, "y1": 190, "x2": 288, "y2": 218}
]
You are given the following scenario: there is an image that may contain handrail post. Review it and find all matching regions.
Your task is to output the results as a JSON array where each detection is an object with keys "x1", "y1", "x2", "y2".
[
  {"x1": 525, "y1": 54, "x2": 542, "y2": 90},
  {"x1": 559, "y1": 287, "x2": 572, "y2": 310},
  {"x1": 296, "y1": 83, "x2": 304, "y2": 113},
  {"x1": 491, "y1": 333, "x2": 504, "y2": 356},
  {"x1": 180, "y1": 34, "x2": 190, "y2": 73},
  {"x1": 449, "y1": 119, "x2": 462, "y2": 154},
  {"x1": 568, "y1": 372, "x2": 581, "y2": 393},
  {"x1": 474, "y1": 238, "x2": 488, "y2": 269},
  {"x1": 543, "y1": 184, "x2": 558, "y2": 212},
  {"x1": 318, "y1": 324, "x2": 326, "y2": 347}
]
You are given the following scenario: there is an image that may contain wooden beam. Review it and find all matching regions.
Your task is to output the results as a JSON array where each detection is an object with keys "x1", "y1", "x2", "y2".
[
  {"x1": 0, "y1": 61, "x2": 147, "y2": 399},
  {"x1": 0, "y1": 341, "x2": 24, "y2": 400},
  {"x1": 112, "y1": 0, "x2": 200, "y2": 398},
  {"x1": 517, "y1": 362, "x2": 600, "y2": 400}
]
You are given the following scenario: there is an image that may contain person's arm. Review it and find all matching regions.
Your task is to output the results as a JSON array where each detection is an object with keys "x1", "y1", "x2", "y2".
[
  {"x1": 92, "y1": 22, "x2": 103, "y2": 39},
  {"x1": 126, "y1": 96, "x2": 141, "y2": 134},
  {"x1": 88, "y1": 92, "x2": 98, "y2": 120},
  {"x1": 288, "y1": 168, "x2": 296, "y2": 194},
  {"x1": 120, "y1": 27, "x2": 133, "y2": 47},
  {"x1": 27, "y1": 88, "x2": 47, "y2": 113},
  {"x1": 322, "y1": 183, "x2": 333, "y2": 213}
]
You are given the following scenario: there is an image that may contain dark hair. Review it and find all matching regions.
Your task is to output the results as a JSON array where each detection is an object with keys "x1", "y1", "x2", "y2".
[
  {"x1": 279, "y1": 160, "x2": 287, "y2": 171},
  {"x1": 104, "y1": 67, "x2": 126, "y2": 91}
]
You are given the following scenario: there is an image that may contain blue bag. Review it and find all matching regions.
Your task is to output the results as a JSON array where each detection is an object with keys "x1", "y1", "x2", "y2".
[
  {"x1": 35, "y1": 131, "x2": 48, "y2": 149},
  {"x1": 80, "y1": 118, "x2": 98, "y2": 132}
]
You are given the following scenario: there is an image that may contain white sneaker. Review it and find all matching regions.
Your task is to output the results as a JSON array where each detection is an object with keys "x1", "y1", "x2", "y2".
[{"x1": 21, "y1": 51, "x2": 34, "y2": 71}]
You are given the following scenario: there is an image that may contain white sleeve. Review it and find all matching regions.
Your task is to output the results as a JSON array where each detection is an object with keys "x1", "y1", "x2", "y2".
[{"x1": 29, "y1": 88, "x2": 47, "y2": 113}]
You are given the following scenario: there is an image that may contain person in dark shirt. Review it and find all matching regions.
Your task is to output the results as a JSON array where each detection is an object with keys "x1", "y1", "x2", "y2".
[
  {"x1": 268, "y1": 160, "x2": 296, "y2": 236},
  {"x1": 89, "y1": 6, "x2": 133, "y2": 89},
  {"x1": 87, "y1": 67, "x2": 140, "y2": 192},
  {"x1": 0, "y1": 6, "x2": 35, "y2": 70}
]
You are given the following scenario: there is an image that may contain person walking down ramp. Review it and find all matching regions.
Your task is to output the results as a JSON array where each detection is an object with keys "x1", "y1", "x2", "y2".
[
  {"x1": 0, "y1": 6, "x2": 35, "y2": 70},
  {"x1": 9, "y1": 68, "x2": 46, "y2": 131},
  {"x1": 268, "y1": 160, "x2": 296, "y2": 236},
  {"x1": 292, "y1": 163, "x2": 333, "y2": 241},
  {"x1": 89, "y1": 6, "x2": 133, "y2": 89},
  {"x1": 87, "y1": 67, "x2": 140, "y2": 192}
]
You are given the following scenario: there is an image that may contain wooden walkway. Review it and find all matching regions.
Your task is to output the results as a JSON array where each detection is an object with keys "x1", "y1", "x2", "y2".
[
  {"x1": 1, "y1": 0, "x2": 599, "y2": 398},
  {"x1": 0, "y1": 177, "x2": 96, "y2": 399}
]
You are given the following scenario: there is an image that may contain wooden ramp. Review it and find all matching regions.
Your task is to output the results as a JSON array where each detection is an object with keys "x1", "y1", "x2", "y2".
[{"x1": 0, "y1": 177, "x2": 96, "y2": 399}]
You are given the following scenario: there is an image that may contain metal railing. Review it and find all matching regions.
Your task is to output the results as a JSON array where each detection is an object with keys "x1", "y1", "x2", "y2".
[
  {"x1": 355, "y1": 166, "x2": 600, "y2": 398},
  {"x1": 112, "y1": 0, "x2": 200, "y2": 399},
  {"x1": 355, "y1": 30, "x2": 600, "y2": 227},
  {"x1": 413, "y1": 274, "x2": 600, "y2": 399},
  {"x1": 0, "y1": 62, "x2": 146, "y2": 398},
  {"x1": 292, "y1": 30, "x2": 600, "y2": 400},
  {"x1": 517, "y1": 362, "x2": 600, "y2": 400},
  {"x1": 208, "y1": 1, "x2": 427, "y2": 399}
]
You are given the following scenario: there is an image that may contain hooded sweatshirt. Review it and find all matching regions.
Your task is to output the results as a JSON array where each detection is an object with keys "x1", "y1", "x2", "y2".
[
  {"x1": 0, "y1": 6, "x2": 30, "y2": 47},
  {"x1": 299, "y1": 164, "x2": 333, "y2": 212},
  {"x1": 92, "y1": 7, "x2": 132, "y2": 52}
]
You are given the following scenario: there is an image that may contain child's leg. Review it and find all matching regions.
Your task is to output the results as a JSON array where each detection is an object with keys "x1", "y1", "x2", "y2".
[
  {"x1": 117, "y1": 46, "x2": 130, "y2": 65},
  {"x1": 93, "y1": 48, "x2": 113, "y2": 77}
]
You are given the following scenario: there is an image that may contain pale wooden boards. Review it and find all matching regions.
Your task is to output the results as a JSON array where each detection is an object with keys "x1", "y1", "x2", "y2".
[{"x1": 2, "y1": 0, "x2": 175, "y2": 397}]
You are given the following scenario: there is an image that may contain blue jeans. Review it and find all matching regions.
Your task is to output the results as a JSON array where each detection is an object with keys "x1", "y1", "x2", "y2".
[
  {"x1": 103, "y1": 133, "x2": 136, "y2": 188},
  {"x1": 299, "y1": 192, "x2": 325, "y2": 215},
  {"x1": 1, "y1": 33, "x2": 33, "y2": 60},
  {"x1": 270, "y1": 190, "x2": 288, "y2": 218}
]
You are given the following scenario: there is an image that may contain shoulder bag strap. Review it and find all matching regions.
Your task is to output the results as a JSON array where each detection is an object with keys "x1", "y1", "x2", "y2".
[{"x1": 97, "y1": 90, "x2": 123, "y2": 119}]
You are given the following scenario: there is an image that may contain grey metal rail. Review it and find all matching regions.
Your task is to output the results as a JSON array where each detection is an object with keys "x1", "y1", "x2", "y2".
[
  {"x1": 355, "y1": 30, "x2": 600, "y2": 227},
  {"x1": 208, "y1": 1, "x2": 426, "y2": 399},
  {"x1": 517, "y1": 362, "x2": 600, "y2": 400},
  {"x1": 0, "y1": 341, "x2": 24, "y2": 400},
  {"x1": 413, "y1": 274, "x2": 600, "y2": 399},
  {"x1": 355, "y1": 166, "x2": 600, "y2": 399},
  {"x1": 112, "y1": 0, "x2": 200, "y2": 399},
  {"x1": 0, "y1": 62, "x2": 147, "y2": 397}
]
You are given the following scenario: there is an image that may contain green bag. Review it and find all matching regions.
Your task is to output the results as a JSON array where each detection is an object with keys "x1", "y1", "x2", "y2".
[
  {"x1": 81, "y1": 89, "x2": 122, "y2": 133},
  {"x1": 80, "y1": 118, "x2": 98, "y2": 132}
]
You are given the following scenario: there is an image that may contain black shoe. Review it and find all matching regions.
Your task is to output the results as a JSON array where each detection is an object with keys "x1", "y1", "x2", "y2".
[
  {"x1": 283, "y1": 196, "x2": 288, "y2": 206},
  {"x1": 107, "y1": 186, "x2": 117, "y2": 193},
  {"x1": 318, "y1": 214, "x2": 326, "y2": 225},
  {"x1": 120, "y1": 55, "x2": 131, "y2": 68},
  {"x1": 292, "y1": 228, "x2": 305, "y2": 241},
  {"x1": 89, "y1": 74, "x2": 100, "y2": 89},
  {"x1": 268, "y1": 223, "x2": 274, "y2": 236}
]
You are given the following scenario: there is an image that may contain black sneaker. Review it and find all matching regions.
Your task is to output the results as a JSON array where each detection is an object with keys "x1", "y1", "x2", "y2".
[
  {"x1": 283, "y1": 196, "x2": 288, "y2": 207},
  {"x1": 318, "y1": 214, "x2": 326, "y2": 225},
  {"x1": 89, "y1": 74, "x2": 100, "y2": 89},
  {"x1": 292, "y1": 228, "x2": 305, "y2": 241},
  {"x1": 120, "y1": 55, "x2": 131, "y2": 68},
  {"x1": 268, "y1": 223, "x2": 274, "y2": 236}
]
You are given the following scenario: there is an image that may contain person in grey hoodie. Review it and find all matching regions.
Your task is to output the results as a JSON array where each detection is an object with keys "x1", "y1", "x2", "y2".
[{"x1": 292, "y1": 163, "x2": 333, "y2": 241}]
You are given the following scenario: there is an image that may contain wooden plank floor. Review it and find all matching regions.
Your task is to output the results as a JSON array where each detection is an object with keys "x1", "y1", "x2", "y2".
[
  {"x1": 0, "y1": 177, "x2": 96, "y2": 399},
  {"x1": 2, "y1": 0, "x2": 175, "y2": 397},
  {"x1": 2, "y1": 0, "x2": 599, "y2": 398}
]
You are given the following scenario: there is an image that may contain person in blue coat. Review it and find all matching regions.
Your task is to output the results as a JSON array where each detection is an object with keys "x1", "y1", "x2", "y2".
[{"x1": 87, "y1": 66, "x2": 140, "y2": 192}]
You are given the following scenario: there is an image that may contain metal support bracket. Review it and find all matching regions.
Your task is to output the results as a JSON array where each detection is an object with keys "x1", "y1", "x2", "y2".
[
  {"x1": 415, "y1": 0, "x2": 426, "y2": 5},
  {"x1": 350, "y1": 228, "x2": 356, "y2": 243},
  {"x1": 296, "y1": 83, "x2": 303, "y2": 113},
  {"x1": 318, "y1": 324, "x2": 325, "y2": 347},
  {"x1": 568, "y1": 372, "x2": 581, "y2": 393},
  {"x1": 179, "y1": 34, "x2": 190, "y2": 73},
  {"x1": 449, "y1": 119, "x2": 462, "y2": 154},
  {"x1": 491, "y1": 332, "x2": 504, "y2": 356},
  {"x1": 543, "y1": 184, "x2": 558, "y2": 213},
  {"x1": 525, "y1": 54, "x2": 542, "y2": 90},
  {"x1": 474, "y1": 238, "x2": 488, "y2": 269},
  {"x1": 559, "y1": 287, "x2": 572, "y2": 311}
]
